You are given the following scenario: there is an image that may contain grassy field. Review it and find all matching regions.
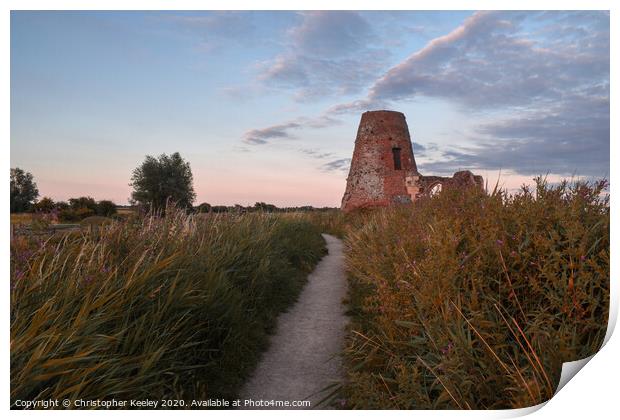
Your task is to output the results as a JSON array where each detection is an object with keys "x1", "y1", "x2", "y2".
[
  {"x1": 10, "y1": 178, "x2": 609, "y2": 409},
  {"x1": 10, "y1": 213, "x2": 37, "y2": 225},
  {"x1": 339, "y1": 178, "x2": 609, "y2": 409},
  {"x1": 10, "y1": 208, "x2": 326, "y2": 405}
]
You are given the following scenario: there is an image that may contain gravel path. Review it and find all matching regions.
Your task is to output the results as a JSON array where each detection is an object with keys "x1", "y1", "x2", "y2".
[{"x1": 239, "y1": 234, "x2": 348, "y2": 410}]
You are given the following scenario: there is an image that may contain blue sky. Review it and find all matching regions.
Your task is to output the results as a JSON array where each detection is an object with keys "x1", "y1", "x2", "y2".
[{"x1": 10, "y1": 11, "x2": 610, "y2": 206}]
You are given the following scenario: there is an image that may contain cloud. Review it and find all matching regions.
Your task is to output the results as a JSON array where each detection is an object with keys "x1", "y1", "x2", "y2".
[
  {"x1": 243, "y1": 122, "x2": 301, "y2": 145},
  {"x1": 366, "y1": 11, "x2": 609, "y2": 109},
  {"x1": 299, "y1": 115, "x2": 342, "y2": 129},
  {"x1": 259, "y1": 52, "x2": 390, "y2": 102},
  {"x1": 289, "y1": 11, "x2": 373, "y2": 57},
  {"x1": 325, "y1": 98, "x2": 387, "y2": 116},
  {"x1": 412, "y1": 142, "x2": 427, "y2": 155},
  {"x1": 299, "y1": 148, "x2": 334, "y2": 159},
  {"x1": 421, "y1": 93, "x2": 609, "y2": 177},
  {"x1": 243, "y1": 115, "x2": 342, "y2": 145},
  {"x1": 321, "y1": 158, "x2": 351, "y2": 173},
  {"x1": 334, "y1": 11, "x2": 610, "y2": 177},
  {"x1": 258, "y1": 11, "x2": 390, "y2": 101},
  {"x1": 244, "y1": 11, "x2": 609, "y2": 179}
]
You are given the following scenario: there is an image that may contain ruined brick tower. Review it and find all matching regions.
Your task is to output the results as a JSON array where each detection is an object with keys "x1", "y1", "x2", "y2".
[{"x1": 341, "y1": 110, "x2": 483, "y2": 212}]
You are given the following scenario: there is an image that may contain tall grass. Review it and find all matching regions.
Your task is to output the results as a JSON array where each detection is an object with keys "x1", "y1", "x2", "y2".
[
  {"x1": 11, "y1": 208, "x2": 326, "y2": 405},
  {"x1": 302, "y1": 210, "x2": 348, "y2": 239},
  {"x1": 342, "y1": 178, "x2": 609, "y2": 409}
]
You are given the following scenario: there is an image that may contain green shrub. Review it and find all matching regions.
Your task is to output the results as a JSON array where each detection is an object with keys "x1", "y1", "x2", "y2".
[
  {"x1": 96, "y1": 200, "x2": 117, "y2": 217},
  {"x1": 342, "y1": 178, "x2": 609, "y2": 409},
  {"x1": 197, "y1": 202, "x2": 211, "y2": 213},
  {"x1": 33, "y1": 197, "x2": 55, "y2": 213},
  {"x1": 55, "y1": 201, "x2": 70, "y2": 211},
  {"x1": 69, "y1": 196, "x2": 98, "y2": 211},
  {"x1": 58, "y1": 208, "x2": 79, "y2": 222},
  {"x1": 59, "y1": 207, "x2": 96, "y2": 222},
  {"x1": 10, "y1": 208, "x2": 326, "y2": 405}
]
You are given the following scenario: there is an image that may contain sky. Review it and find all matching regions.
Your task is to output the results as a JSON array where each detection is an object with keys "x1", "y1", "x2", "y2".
[{"x1": 10, "y1": 10, "x2": 610, "y2": 207}]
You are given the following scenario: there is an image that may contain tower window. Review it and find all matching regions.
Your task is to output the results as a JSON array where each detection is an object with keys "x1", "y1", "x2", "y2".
[{"x1": 392, "y1": 147, "x2": 402, "y2": 170}]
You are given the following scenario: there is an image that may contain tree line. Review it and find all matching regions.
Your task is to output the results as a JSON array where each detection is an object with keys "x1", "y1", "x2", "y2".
[
  {"x1": 195, "y1": 202, "x2": 337, "y2": 214},
  {"x1": 11, "y1": 152, "x2": 336, "y2": 220}
]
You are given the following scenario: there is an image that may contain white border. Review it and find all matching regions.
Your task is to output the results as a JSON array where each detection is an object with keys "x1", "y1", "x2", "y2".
[{"x1": 3, "y1": 1, "x2": 616, "y2": 419}]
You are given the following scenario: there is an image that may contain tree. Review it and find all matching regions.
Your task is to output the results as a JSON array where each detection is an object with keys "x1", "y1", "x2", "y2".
[
  {"x1": 10, "y1": 168, "x2": 39, "y2": 213},
  {"x1": 55, "y1": 201, "x2": 70, "y2": 211},
  {"x1": 129, "y1": 152, "x2": 196, "y2": 210},
  {"x1": 56, "y1": 196, "x2": 98, "y2": 221},
  {"x1": 96, "y1": 200, "x2": 117, "y2": 217},
  {"x1": 253, "y1": 202, "x2": 278, "y2": 212},
  {"x1": 69, "y1": 196, "x2": 98, "y2": 211},
  {"x1": 197, "y1": 202, "x2": 211, "y2": 213},
  {"x1": 33, "y1": 196, "x2": 55, "y2": 213}
]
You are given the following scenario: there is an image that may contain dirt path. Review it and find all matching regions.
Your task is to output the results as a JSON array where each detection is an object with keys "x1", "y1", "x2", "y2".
[{"x1": 239, "y1": 234, "x2": 348, "y2": 410}]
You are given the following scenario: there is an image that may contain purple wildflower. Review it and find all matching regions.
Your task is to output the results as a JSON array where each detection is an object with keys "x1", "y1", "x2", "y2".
[
  {"x1": 18, "y1": 250, "x2": 34, "y2": 262},
  {"x1": 441, "y1": 342, "x2": 454, "y2": 355},
  {"x1": 496, "y1": 239, "x2": 504, "y2": 246}
]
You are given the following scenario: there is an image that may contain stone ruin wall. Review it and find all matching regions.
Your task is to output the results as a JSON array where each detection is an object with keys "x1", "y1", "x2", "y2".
[
  {"x1": 406, "y1": 172, "x2": 485, "y2": 201},
  {"x1": 341, "y1": 110, "x2": 484, "y2": 212}
]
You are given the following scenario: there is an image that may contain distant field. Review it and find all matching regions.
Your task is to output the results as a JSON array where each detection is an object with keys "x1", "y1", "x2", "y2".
[
  {"x1": 116, "y1": 207, "x2": 136, "y2": 215},
  {"x1": 10, "y1": 213, "x2": 35, "y2": 225},
  {"x1": 10, "y1": 207, "x2": 135, "y2": 228}
]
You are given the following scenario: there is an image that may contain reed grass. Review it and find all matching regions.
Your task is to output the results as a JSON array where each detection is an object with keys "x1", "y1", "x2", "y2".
[
  {"x1": 342, "y1": 177, "x2": 609, "y2": 409},
  {"x1": 10, "y1": 207, "x2": 326, "y2": 405},
  {"x1": 301, "y1": 210, "x2": 347, "y2": 239}
]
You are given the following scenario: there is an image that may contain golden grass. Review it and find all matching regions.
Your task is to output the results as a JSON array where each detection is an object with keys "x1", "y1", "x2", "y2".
[
  {"x1": 10, "y1": 213, "x2": 35, "y2": 225},
  {"x1": 11, "y1": 207, "x2": 326, "y2": 405},
  {"x1": 341, "y1": 178, "x2": 609, "y2": 409}
]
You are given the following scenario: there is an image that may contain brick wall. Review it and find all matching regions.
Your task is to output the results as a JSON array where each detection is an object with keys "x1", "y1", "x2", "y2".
[{"x1": 341, "y1": 111, "x2": 484, "y2": 212}]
